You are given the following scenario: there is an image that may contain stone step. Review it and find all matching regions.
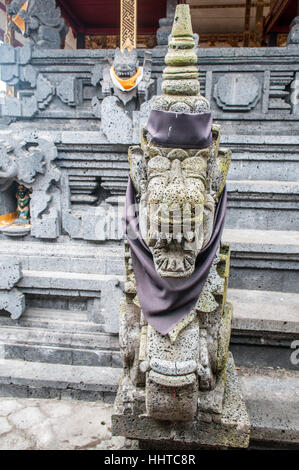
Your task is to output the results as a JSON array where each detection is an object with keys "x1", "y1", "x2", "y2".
[
  {"x1": 1, "y1": 230, "x2": 299, "y2": 326},
  {"x1": 0, "y1": 359, "x2": 121, "y2": 402},
  {"x1": 223, "y1": 229, "x2": 299, "y2": 293},
  {"x1": 1, "y1": 229, "x2": 299, "y2": 288},
  {"x1": 0, "y1": 359, "x2": 298, "y2": 448},
  {"x1": 0, "y1": 307, "x2": 121, "y2": 368},
  {"x1": 0, "y1": 287, "x2": 298, "y2": 371},
  {"x1": 226, "y1": 180, "x2": 299, "y2": 231},
  {"x1": 0, "y1": 307, "x2": 102, "y2": 332},
  {"x1": 239, "y1": 367, "x2": 299, "y2": 448},
  {"x1": 228, "y1": 289, "x2": 299, "y2": 371},
  {"x1": 222, "y1": 134, "x2": 299, "y2": 183},
  {"x1": 0, "y1": 239, "x2": 125, "y2": 275}
]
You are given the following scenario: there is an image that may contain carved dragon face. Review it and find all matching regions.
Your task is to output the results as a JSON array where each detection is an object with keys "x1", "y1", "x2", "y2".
[
  {"x1": 113, "y1": 48, "x2": 138, "y2": 79},
  {"x1": 129, "y1": 133, "x2": 216, "y2": 279}
]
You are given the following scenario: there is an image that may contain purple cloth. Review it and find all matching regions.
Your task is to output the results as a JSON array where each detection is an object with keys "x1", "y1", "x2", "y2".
[
  {"x1": 147, "y1": 110, "x2": 212, "y2": 149},
  {"x1": 125, "y1": 178, "x2": 227, "y2": 335}
]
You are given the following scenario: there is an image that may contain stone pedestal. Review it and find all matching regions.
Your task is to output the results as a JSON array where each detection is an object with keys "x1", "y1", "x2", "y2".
[{"x1": 112, "y1": 354, "x2": 250, "y2": 449}]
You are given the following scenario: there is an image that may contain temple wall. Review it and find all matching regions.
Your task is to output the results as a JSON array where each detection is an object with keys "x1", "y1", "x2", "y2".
[{"x1": 0, "y1": 41, "x2": 299, "y2": 335}]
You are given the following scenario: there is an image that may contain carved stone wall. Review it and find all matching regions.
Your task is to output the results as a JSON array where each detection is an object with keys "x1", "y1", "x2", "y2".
[{"x1": 0, "y1": 22, "x2": 298, "y2": 328}]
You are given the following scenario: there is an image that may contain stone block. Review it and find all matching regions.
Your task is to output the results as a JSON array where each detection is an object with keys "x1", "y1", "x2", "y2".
[
  {"x1": 0, "y1": 44, "x2": 16, "y2": 64},
  {"x1": 214, "y1": 73, "x2": 261, "y2": 111},
  {"x1": 0, "y1": 262, "x2": 22, "y2": 290},
  {"x1": 101, "y1": 96, "x2": 133, "y2": 144},
  {"x1": 112, "y1": 355, "x2": 250, "y2": 449},
  {"x1": 0, "y1": 289, "x2": 25, "y2": 320}
]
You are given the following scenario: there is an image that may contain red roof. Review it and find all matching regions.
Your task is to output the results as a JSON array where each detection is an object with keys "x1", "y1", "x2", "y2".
[{"x1": 57, "y1": 0, "x2": 167, "y2": 36}]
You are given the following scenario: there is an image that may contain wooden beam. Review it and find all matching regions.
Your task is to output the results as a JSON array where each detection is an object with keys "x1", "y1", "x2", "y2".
[
  {"x1": 264, "y1": 0, "x2": 290, "y2": 33},
  {"x1": 243, "y1": 0, "x2": 252, "y2": 46},
  {"x1": 255, "y1": 0, "x2": 264, "y2": 45},
  {"x1": 190, "y1": 2, "x2": 270, "y2": 8}
]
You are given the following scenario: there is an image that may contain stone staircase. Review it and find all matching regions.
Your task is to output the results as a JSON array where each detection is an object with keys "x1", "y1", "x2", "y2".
[
  {"x1": 0, "y1": 135, "x2": 299, "y2": 447},
  {"x1": 0, "y1": 41, "x2": 299, "y2": 448},
  {"x1": 0, "y1": 290, "x2": 298, "y2": 448}
]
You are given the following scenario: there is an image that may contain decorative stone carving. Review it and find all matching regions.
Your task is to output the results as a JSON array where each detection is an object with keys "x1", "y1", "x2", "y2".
[
  {"x1": 112, "y1": 5, "x2": 250, "y2": 449},
  {"x1": 0, "y1": 136, "x2": 60, "y2": 239},
  {"x1": 0, "y1": 42, "x2": 79, "y2": 118},
  {"x1": 214, "y1": 74, "x2": 261, "y2": 111},
  {"x1": 0, "y1": 260, "x2": 25, "y2": 319},
  {"x1": 6, "y1": 0, "x2": 68, "y2": 49},
  {"x1": 91, "y1": 48, "x2": 155, "y2": 144}
]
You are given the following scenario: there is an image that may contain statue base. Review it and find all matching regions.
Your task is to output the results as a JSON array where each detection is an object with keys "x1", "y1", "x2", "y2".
[{"x1": 112, "y1": 355, "x2": 250, "y2": 449}]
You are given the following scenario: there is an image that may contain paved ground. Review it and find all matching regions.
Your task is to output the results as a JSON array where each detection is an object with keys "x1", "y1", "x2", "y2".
[{"x1": 0, "y1": 397, "x2": 125, "y2": 450}]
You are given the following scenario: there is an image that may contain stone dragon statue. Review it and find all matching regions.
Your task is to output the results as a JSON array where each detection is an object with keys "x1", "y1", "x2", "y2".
[
  {"x1": 112, "y1": 4, "x2": 250, "y2": 449},
  {"x1": 6, "y1": 0, "x2": 68, "y2": 49},
  {"x1": 91, "y1": 47, "x2": 155, "y2": 143},
  {"x1": 100, "y1": 48, "x2": 154, "y2": 108}
]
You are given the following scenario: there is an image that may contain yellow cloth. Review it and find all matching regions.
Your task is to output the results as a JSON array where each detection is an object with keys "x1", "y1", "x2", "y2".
[
  {"x1": 111, "y1": 66, "x2": 141, "y2": 91},
  {"x1": 12, "y1": 1, "x2": 28, "y2": 34},
  {"x1": 0, "y1": 212, "x2": 17, "y2": 226}
]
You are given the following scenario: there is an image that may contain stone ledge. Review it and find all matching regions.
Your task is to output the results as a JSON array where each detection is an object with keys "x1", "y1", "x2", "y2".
[
  {"x1": 223, "y1": 228, "x2": 299, "y2": 250},
  {"x1": 230, "y1": 289, "x2": 299, "y2": 336},
  {"x1": 239, "y1": 367, "x2": 299, "y2": 446},
  {"x1": 0, "y1": 359, "x2": 122, "y2": 396}
]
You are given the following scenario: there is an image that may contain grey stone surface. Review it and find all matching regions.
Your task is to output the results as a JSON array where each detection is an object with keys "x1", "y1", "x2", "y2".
[
  {"x1": 226, "y1": 181, "x2": 299, "y2": 231},
  {"x1": 156, "y1": 0, "x2": 177, "y2": 45},
  {"x1": 101, "y1": 96, "x2": 133, "y2": 144},
  {"x1": 223, "y1": 229, "x2": 299, "y2": 293},
  {"x1": 0, "y1": 5, "x2": 297, "y2": 450},
  {"x1": 7, "y1": 0, "x2": 68, "y2": 50},
  {"x1": 0, "y1": 288, "x2": 25, "y2": 320},
  {"x1": 0, "y1": 135, "x2": 61, "y2": 240},
  {"x1": 0, "y1": 262, "x2": 22, "y2": 290},
  {"x1": 112, "y1": 355, "x2": 250, "y2": 449},
  {"x1": 230, "y1": 288, "x2": 299, "y2": 335},
  {"x1": 229, "y1": 288, "x2": 299, "y2": 370},
  {"x1": 239, "y1": 368, "x2": 299, "y2": 446},
  {"x1": 0, "y1": 359, "x2": 122, "y2": 399},
  {"x1": 214, "y1": 74, "x2": 261, "y2": 111},
  {"x1": 0, "y1": 396, "x2": 123, "y2": 450},
  {"x1": 0, "y1": 362, "x2": 298, "y2": 448},
  {"x1": 0, "y1": 260, "x2": 25, "y2": 320},
  {"x1": 0, "y1": 285, "x2": 297, "y2": 373},
  {"x1": 287, "y1": 17, "x2": 299, "y2": 46},
  {"x1": 0, "y1": 375, "x2": 298, "y2": 450}
]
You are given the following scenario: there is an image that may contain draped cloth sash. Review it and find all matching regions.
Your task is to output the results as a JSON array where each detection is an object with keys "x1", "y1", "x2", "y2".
[
  {"x1": 125, "y1": 177, "x2": 227, "y2": 336},
  {"x1": 147, "y1": 110, "x2": 213, "y2": 149}
]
